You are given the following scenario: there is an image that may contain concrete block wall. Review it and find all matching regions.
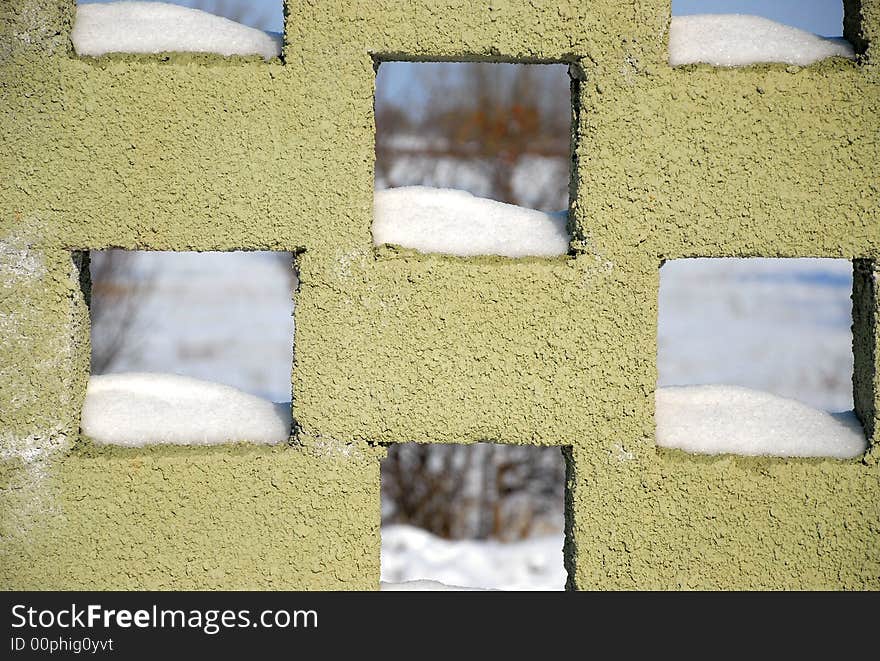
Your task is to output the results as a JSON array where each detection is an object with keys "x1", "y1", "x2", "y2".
[{"x1": 1, "y1": 0, "x2": 878, "y2": 589}]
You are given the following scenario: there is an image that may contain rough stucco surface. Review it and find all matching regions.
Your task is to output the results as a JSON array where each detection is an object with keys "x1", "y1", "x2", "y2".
[
  {"x1": 1, "y1": 0, "x2": 879, "y2": 589},
  {"x1": 0, "y1": 440, "x2": 382, "y2": 589},
  {"x1": 854, "y1": 259, "x2": 878, "y2": 443}
]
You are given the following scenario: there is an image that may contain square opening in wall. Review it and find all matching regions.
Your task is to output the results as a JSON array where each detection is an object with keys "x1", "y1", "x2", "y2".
[
  {"x1": 656, "y1": 257, "x2": 867, "y2": 459},
  {"x1": 73, "y1": 0, "x2": 282, "y2": 59},
  {"x1": 669, "y1": 1, "x2": 855, "y2": 66},
  {"x1": 380, "y1": 442, "x2": 568, "y2": 590},
  {"x1": 373, "y1": 61, "x2": 573, "y2": 258},
  {"x1": 82, "y1": 250, "x2": 295, "y2": 447}
]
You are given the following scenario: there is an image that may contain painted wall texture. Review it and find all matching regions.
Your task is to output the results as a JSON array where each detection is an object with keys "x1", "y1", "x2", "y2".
[{"x1": 1, "y1": 0, "x2": 878, "y2": 589}]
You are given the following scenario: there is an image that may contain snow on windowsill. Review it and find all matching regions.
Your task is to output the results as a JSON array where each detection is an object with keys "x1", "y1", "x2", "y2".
[
  {"x1": 373, "y1": 186, "x2": 570, "y2": 258},
  {"x1": 81, "y1": 372, "x2": 291, "y2": 446},
  {"x1": 70, "y1": 8, "x2": 853, "y2": 67},
  {"x1": 71, "y1": 2, "x2": 282, "y2": 60},
  {"x1": 656, "y1": 385, "x2": 867, "y2": 459},
  {"x1": 669, "y1": 15, "x2": 855, "y2": 67},
  {"x1": 81, "y1": 377, "x2": 867, "y2": 458},
  {"x1": 380, "y1": 580, "x2": 489, "y2": 591},
  {"x1": 381, "y1": 524, "x2": 564, "y2": 590}
]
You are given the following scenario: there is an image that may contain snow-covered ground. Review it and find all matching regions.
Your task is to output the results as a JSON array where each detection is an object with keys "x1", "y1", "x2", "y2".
[
  {"x1": 376, "y1": 154, "x2": 569, "y2": 212},
  {"x1": 72, "y1": 2, "x2": 281, "y2": 59},
  {"x1": 91, "y1": 251, "x2": 295, "y2": 403},
  {"x1": 658, "y1": 258, "x2": 854, "y2": 411},
  {"x1": 381, "y1": 524, "x2": 566, "y2": 591}
]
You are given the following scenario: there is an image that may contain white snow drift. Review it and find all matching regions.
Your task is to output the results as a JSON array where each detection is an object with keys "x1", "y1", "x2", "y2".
[
  {"x1": 72, "y1": 2, "x2": 281, "y2": 59},
  {"x1": 380, "y1": 524, "x2": 566, "y2": 590},
  {"x1": 70, "y1": 7, "x2": 853, "y2": 67},
  {"x1": 373, "y1": 187, "x2": 569, "y2": 258},
  {"x1": 380, "y1": 580, "x2": 487, "y2": 591},
  {"x1": 655, "y1": 385, "x2": 866, "y2": 459},
  {"x1": 669, "y1": 14, "x2": 855, "y2": 67},
  {"x1": 81, "y1": 373, "x2": 291, "y2": 446}
]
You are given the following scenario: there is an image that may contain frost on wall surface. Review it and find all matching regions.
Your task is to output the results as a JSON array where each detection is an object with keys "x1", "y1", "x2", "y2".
[
  {"x1": 0, "y1": 0, "x2": 73, "y2": 60},
  {"x1": 0, "y1": 237, "x2": 88, "y2": 443},
  {"x1": 0, "y1": 235, "x2": 89, "y2": 561},
  {"x1": 1, "y1": 442, "x2": 384, "y2": 590},
  {"x1": 1, "y1": 0, "x2": 879, "y2": 589}
]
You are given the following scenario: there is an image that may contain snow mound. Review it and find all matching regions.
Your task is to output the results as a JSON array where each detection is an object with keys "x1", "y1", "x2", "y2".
[
  {"x1": 373, "y1": 186, "x2": 569, "y2": 258},
  {"x1": 658, "y1": 257, "x2": 855, "y2": 412},
  {"x1": 669, "y1": 14, "x2": 855, "y2": 67},
  {"x1": 380, "y1": 580, "x2": 487, "y2": 591},
  {"x1": 381, "y1": 524, "x2": 565, "y2": 590},
  {"x1": 655, "y1": 385, "x2": 866, "y2": 459},
  {"x1": 81, "y1": 373, "x2": 291, "y2": 446},
  {"x1": 72, "y1": 2, "x2": 281, "y2": 59}
]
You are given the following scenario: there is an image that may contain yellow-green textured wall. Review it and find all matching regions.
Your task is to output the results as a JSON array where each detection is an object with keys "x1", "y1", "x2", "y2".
[{"x1": 1, "y1": 1, "x2": 878, "y2": 589}]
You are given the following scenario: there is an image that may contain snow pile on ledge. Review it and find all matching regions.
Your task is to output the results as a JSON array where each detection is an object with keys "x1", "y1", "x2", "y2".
[
  {"x1": 656, "y1": 385, "x2": 866, "y2": 459},
  {"x1": 380, "y1": 580, "x2": 487, "y2": 591},
  {"x1": 81, "y1": 373, "x2": 291, "y2": 446},
  {"x1": 72, "y1": 2, "x2": 281, "y2": 59},
  {"x1": 669, "y1": 15, "x2": 855, "y2": 67},
  {"x1": 381, "y1": 524, "x2": 565, "y2": 590},
  {"x1": 373, "y1": 187, "x2": 569, "y2": 258}
]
